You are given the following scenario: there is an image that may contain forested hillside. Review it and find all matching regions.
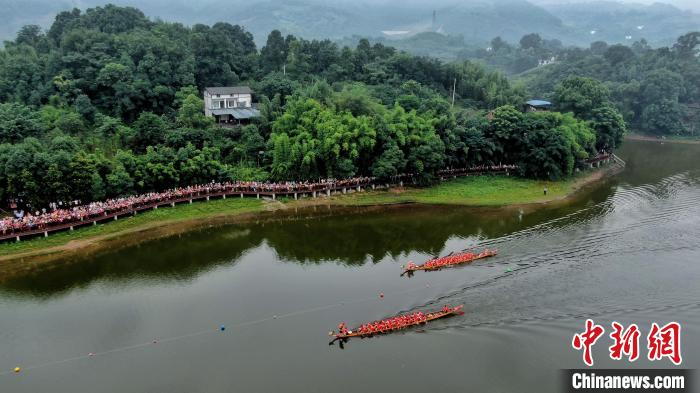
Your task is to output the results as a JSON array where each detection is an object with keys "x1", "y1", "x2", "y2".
[
  {"x1": 0, "y1": 5, "x2": 625, "y2": 210},
  {"x1": 521, "y1": 32, "x2": 700, "y2": 135}
]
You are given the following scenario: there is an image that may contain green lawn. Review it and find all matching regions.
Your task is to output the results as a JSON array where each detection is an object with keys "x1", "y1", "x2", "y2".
[
  {"x1": 328, "y1": 175, "x2": 577, "y2": 206},
  {"x1": 0, "y1": 198, "x2": 264, "y2": 257}
]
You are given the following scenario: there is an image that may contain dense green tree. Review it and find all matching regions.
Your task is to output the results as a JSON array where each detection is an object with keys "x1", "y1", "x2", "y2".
[
  {"x1": 131, "y1": 112, "x2": 168, "y2": 151},
  {"x1": 96, "y1": 63, "x2": 136, "y2": 119},
  {"x1": 269, "y1": 96, "x2": 377, "y2": 179},
  {"x1": 641, "y1": 100, "x2": 686, "y2": 135},
  {"x1": 178, "y1": 145, "x2": 225, "y2": 185},
  {"x1": 591, "y1": 105, "x2": 627, "y2": 150},
  {"x1": 491, "y1": 37, "x2": 510, "y2": 52},
  {"x1": 15, "y1": 25, "x2": 45, "y2": 48},
  {"x1": 640, "y1": 69, "x2": 684, "y2": 104},
  {"x1": 0, "y1": 103, "x2": 43, "y2": 143},
  {"x1": 371, "y1": 141, "x2": 406, "y2": 179},
  {"x1": 191, "y1": 23, "x2": 254, "y2": 88},
  {"x1": 106, "y1": 162, "x2": 134, "y2": 197},
  {"x1": 590, "y1": 41, "x2": 609, "y2": 55},
  {"x1": 257, "y1": 72, "x2": 300, "y2": 102},
  {"x1": 133, "y1": 146, "x2": 179, "y2": 191},
  {"x1": 67, "y1": 152, "x2": 99, "y2": 202},
  {"x1": 40, "y1": 106, "x2": 86, "y2": 135},
  {"x1": 554, "y1": 76, "x2": 611, "y2": 119},
  {"x1": 261, "y1": 30, "x2": 288, "y2": 73},
  {"x1": 488, "y1": 105, "x2": 526, "y2": 161},
  {"x1": 520, "y1": 33, "x2": 543, "y2": 50},
  {"x1": 237, "y1": 125, "x2": 267, "y2": 164},
  {"x1": 73, "y1": 94, "x2": 97, "y2": 121},
  {"x1": 673, "y1": 32, "x2": 700, "y2": 58},
  {"x1": 79, "y1": 4, "x2": 152, "y2": 34},
  {"x1": 176, "y1": 94, "x2": 213, "y2": 129},
  {"x1": 604, "y1": 45, "x2": 634, "y2": 66}
]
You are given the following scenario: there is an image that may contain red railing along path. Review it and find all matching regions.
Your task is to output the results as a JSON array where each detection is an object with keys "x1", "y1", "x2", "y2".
[{"x1": 1, "y1": 166, "x2": 517, "y2": 242}]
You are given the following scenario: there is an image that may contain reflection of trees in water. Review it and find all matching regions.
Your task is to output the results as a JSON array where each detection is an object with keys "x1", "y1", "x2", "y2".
[
  {"x1": 1, "y1": 202, "x2": 595, "y2": 299},
  {"x1": 262, "y1": 206, "x2": 518, "y2": 265},
  {"x1": 0, "y1": 228, "x2": 264, "y2": 298},
  {"x1": 617, "y1": 141, "x2": 700, "y2": 187}
]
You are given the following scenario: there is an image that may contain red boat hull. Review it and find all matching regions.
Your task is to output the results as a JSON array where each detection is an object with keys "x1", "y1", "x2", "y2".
[
  {"x1": 329, "y1": 305, "x2": 464, "y2": 343},
  {"x1": 402, "y1": 249, "x2": 497, "y2": 275}
]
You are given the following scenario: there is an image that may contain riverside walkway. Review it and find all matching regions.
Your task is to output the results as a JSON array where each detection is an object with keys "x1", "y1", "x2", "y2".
[{"x1": 0, "y1": 166, "x2": 515, "y2": 242}]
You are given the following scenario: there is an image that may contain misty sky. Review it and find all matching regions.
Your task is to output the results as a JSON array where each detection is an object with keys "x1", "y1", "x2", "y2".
[
  {"x1": 530, "y1": 0, "x2": 699, "y2": 11},
  {"x1": 351, "y1": 0, "x2": 700, "y2": 11}
]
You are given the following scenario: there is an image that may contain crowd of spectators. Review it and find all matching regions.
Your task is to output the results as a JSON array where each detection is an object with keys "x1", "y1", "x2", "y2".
[
  {"x1": 437, "y1": 164, "x2": 517, "y2": 176},
  {"x1": 1, "y1": 165, "x2": 517, "y2": 238},
  {"x1": 0, "y1": 177, "x2": 375, "y2": 237}
]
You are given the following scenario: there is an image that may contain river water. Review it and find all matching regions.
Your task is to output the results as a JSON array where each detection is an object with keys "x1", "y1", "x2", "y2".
[{"x1": 1, "y1": 139, "x2": 699, "y2": 392}]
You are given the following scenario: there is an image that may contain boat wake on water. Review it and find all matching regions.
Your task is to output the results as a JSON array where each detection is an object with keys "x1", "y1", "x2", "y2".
[{"x1": 387, "y1": 171, "x2": 700, "y2": 333}]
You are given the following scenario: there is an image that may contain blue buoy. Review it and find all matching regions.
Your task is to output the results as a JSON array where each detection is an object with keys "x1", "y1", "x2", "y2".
[{"x1": 220, "y1": 325, "x2": 226, "y2": 331}]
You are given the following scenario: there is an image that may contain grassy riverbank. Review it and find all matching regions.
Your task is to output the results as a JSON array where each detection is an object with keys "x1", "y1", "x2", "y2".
[
  {"x1": 0, "y1": 198, "x2": 264, "y2": 259},
  {"x1": 0, "y1": 167, "x2": 617, "y2": 269},
  {"x1": 321, "y1": 175, "x2": 576, "y2": 206}
]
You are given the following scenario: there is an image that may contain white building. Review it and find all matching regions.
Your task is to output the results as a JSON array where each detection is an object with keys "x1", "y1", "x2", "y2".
[{"x1": 203, "y1": 86, "x2": 260, "y2": 124}]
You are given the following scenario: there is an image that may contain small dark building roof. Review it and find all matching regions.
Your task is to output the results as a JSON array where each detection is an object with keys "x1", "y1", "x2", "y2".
[
  {"x1": 205, "y1": 86, "x2": 252, "y2": 95},
  {"x1": 526, "y1": 100, "x2": 552, "y2": 108}
]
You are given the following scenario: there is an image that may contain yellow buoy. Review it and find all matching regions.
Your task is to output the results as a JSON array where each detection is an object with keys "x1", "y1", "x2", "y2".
[{"x1": 13, "y1": 367, "x2": 21, "y2": 373}]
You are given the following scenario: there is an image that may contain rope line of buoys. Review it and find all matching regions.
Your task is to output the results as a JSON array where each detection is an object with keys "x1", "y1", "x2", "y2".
[{"x1": 1, "y1": 279, "x2": 439, "y2": 377}]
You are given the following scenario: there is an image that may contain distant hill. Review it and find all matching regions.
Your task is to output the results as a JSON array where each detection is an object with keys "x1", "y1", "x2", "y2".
[
  {"x1": 542, "y1": 1, "x2": 700, "y2": 46},
  {"x1": 434, "y1": 0, "x2": 569, "y2": 43},
  {"x1": 200, "y1": 1, "x2": 365, "y2": 42},
  {"x1": 213, "y1": 0, "x2": 575, "y2": 45},
  {"x1": 1, "y1": 0, "x2": 698, "y2": 51},
  {"x1": 337, "y1": 32, "x2": 481, "y2": 62},
  {"x1": 0, "y1": 0, "x2": 73, "y2": 44}
]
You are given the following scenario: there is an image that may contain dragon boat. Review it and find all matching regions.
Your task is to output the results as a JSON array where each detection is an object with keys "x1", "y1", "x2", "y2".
[
  {"x1": 329, "y1": 305, "x2": 464, "y2": 344},
  {"x1": 401, "y1": 249, "x2": 497, "y2": 275}
]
